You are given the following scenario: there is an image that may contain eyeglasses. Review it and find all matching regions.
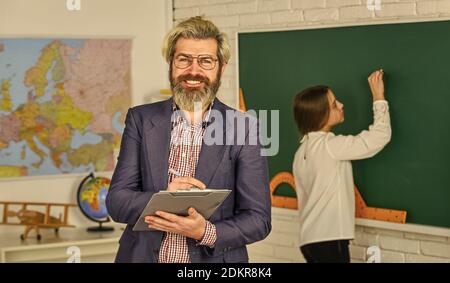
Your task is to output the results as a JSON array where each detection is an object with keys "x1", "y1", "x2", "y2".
[{"x1": 173, "y1": 54, "x2": 218, "y2": 70}]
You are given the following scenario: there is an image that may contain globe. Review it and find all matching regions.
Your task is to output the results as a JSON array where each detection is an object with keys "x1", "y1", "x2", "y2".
[{"x1": 77, "y1": 173, "x2": 114, "y2": 232}]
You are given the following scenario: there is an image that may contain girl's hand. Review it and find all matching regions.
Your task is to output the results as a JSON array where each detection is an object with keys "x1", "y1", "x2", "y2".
[{"x1": 368, "y1": 69, "x2": 385, "y2": 101}]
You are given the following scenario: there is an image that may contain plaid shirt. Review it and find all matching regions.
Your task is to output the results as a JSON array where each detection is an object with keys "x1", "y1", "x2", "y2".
[{"x1": 158, "y1": 105, "x2": 217, "y2": 263}]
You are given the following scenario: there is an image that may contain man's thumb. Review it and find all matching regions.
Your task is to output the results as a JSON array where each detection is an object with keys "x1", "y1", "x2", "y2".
[{"x1": 188, "y1": 207, "x2": 197, "y2": 216}]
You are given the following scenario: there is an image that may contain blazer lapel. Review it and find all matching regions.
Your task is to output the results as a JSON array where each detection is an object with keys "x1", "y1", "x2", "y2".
[
  {"x1": 195, "y1": 100, "x2": 231, "y2": 187},
  {"x1": 144, "y1": 99, "x2": 172, "y2": 191}
]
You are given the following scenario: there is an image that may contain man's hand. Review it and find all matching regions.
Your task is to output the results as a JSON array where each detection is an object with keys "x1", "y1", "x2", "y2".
[
  {"x1": 167, "y1": 177, "x2": 206, "y2": 192},
  {"x1": 368, "y1": 69, "x2": 385, "y2": 102},
  {"x1": 144, "y1": 207, "x2": 206, "y2": 241}
]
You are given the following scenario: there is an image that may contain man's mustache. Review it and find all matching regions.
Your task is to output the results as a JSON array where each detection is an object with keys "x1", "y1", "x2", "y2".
[{"x1": 174, "y1": 74, "x2": 211, "y2": 86}]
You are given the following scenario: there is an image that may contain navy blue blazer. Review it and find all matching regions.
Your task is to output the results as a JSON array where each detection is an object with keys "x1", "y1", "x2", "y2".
[{"x1": 106, "y1": 98, "x2": 271, "y2": 263}]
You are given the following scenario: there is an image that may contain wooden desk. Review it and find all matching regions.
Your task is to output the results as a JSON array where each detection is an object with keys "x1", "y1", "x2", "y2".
[{"x1": 0, "y1": 225, "x2": 125, "y2": 263}]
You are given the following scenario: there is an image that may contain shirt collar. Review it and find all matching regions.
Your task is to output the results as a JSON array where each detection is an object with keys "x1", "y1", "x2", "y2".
[
  {"x1": 300, "y1": 131, "x2": 328, "y2": 143},
  {"x1": 171, "y1": 99, "x2": 215, "y2": 128}
]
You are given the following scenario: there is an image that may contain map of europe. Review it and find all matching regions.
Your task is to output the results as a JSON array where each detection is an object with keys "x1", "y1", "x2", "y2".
[{"x1": 0, "y1": 39, "x2": 131, "y2": 178}]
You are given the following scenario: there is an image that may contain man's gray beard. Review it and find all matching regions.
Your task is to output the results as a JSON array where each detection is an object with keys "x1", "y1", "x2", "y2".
[
  {"x1": 172, "y1": 85, "x2": 216, "y2": 112},
  {"x1": 170, "y1": 67, "x2": 221, "y2": 112}
]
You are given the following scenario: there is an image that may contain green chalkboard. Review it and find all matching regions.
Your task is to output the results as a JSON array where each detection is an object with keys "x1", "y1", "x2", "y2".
[{"x1": 238, "y1": 20, "x2": 450, "y2": 228}]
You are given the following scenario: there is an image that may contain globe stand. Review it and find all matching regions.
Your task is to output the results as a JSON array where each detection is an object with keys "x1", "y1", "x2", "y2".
[{"x1": 87, "y1": 222, "x2": 114, "y2": 232}]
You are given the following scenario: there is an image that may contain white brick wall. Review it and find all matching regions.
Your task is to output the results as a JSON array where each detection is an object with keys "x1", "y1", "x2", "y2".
[
  {"x1": 247, "y1": 207, "x2": 306, "y2": 262},
  {"x1": 172, "y1": 0, "x2": 450, "y2": 262},
  {"x1": 247, "y1": 208, "x2": 450, "y2": 263},
  {"x1": 173, "y1": 0, "x2": 450, "y2": 107}
]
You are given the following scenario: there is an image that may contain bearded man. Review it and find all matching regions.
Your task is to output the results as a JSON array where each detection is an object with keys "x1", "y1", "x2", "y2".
[{"x1": 106, "y1": 16, "x2": 271, "y2": 263}]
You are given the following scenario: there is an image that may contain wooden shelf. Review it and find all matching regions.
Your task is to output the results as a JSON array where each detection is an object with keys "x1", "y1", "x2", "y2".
[{"x1": 0, "y1": 225, "x2": 125, "y2": 263}]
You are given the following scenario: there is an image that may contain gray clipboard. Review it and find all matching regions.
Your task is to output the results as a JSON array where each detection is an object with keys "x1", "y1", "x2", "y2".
[{"x1": 132, "y1": 189, "x2": 231, "y2": 231}]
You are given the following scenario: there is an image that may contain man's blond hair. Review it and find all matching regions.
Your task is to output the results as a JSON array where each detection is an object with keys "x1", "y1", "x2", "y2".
[{"x1": 162, "y1": 16, "x2": 231, "y2": 66}]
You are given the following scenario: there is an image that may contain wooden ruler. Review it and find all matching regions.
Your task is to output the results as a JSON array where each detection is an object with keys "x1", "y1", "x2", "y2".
[
  {"x1": 239, "y1": 88, "x2": 247, "y2": 112},
  {"x1": 354, "y1": 185, "x2": 407, "y2": 223},
  {"x1": 269, "y1": 172, "x2": 298, "y2": 209},
  {"x1": 269, "y1": 172, "x2": 407, "y2": 223}
]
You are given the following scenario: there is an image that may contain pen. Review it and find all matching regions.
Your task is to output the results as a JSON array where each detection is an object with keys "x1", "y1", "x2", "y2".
[{"x1": 169, "y1": 168, "x2": 181, "y2": 177}]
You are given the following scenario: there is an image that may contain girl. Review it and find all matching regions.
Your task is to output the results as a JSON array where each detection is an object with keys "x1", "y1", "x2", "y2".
[{"x1": 292, "y1": 69, "x2": 391, "y2": 263}]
